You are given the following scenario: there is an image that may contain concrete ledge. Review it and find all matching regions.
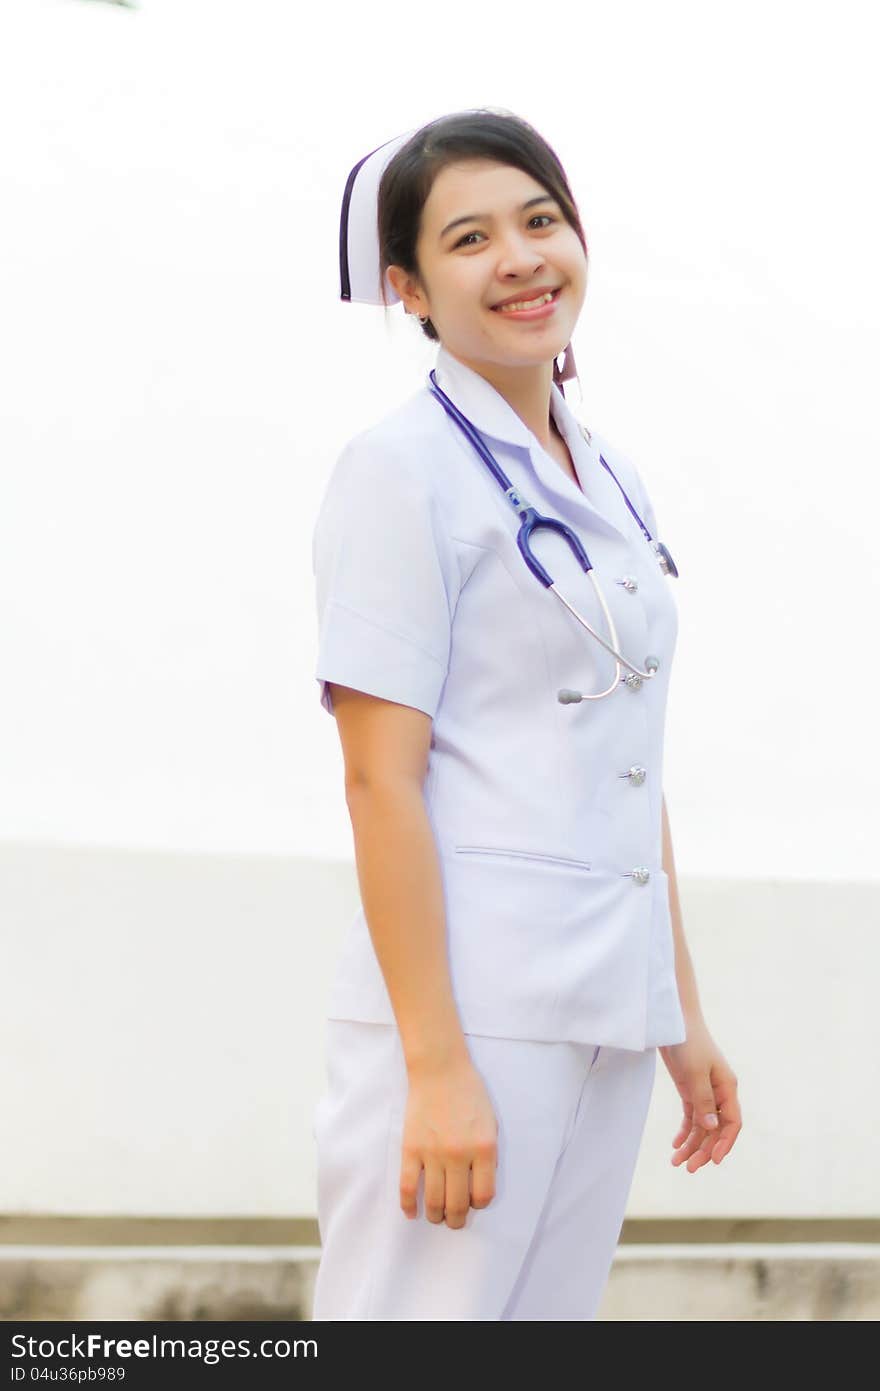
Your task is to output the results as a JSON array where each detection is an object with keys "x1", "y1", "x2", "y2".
[
  {"x1": 3, "y1": 1215, "x2": 880, "y2": 1246},
  {"x1": 597, "y1": 1244, "x2": 880, "y2": 1320},
  {"x1": 0, "y1": 1246, "x2": 320, "y2": 1322},
  {"x1": 2, "y1": 1244, "x2": 878, "y2": 1321}
]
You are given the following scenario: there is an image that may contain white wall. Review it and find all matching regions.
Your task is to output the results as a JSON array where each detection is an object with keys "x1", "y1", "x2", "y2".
[
  {"x1": 1, "y1": 1, "x2": 878, "y2": 1218},
  {"x1": 3, "y1": 842, "x2": 877, "y2": 1219},
  {"x1": 1, "y1": 0, "x2": 877, "y2": 875}
]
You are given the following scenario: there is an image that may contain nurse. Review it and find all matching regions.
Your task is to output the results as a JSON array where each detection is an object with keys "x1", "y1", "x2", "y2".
[{"x1": 310, "y1": 108, "x2": 742, "y2": 1321}]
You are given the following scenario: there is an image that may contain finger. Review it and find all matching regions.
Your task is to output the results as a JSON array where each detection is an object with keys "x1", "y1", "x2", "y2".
[
  {"x1": 711, "y1": 1073, "x2": 739, "y2": 1129},
  {"x1": 683, "y1": 1102, "x2": 743, "y2": 1170},
  {"x1": 671, "y1": 1093, "x2": 694, "y2": 1144},
  {"x1": 443, "y1": 1163, "x2": 471, "y2": 1230},
  {"x1": 711, "y1": 1113, "x2": 743, "y2": 1162},
  {"x1": 694, "y1": 1085, "x2": 721, "y2": 1133},
  {"x1": 671, "y1": 1101, "x2": 711, "y2": 1163},
  {"x1": 710, "y1": 1079, "x2": 743, "y2": 1162},
  {"x1": 423, "y1": 1159, "x2": 446, "y2": 1224},
  {"x1": 470, "y1": 1143, "x2": 497, "y2": 1210},
  {"x1": 670, "y1": 1075, "x2": 720, "y2": 1165},
  {"x1": 685, "y1": 1143, "x2": 714, "y2": 1173},
  {"x1": 671, "y1": 1108, "x2": 693, "y2": 1148},
  {"x1": 673, "y1": 1124, "x2": 717, "y2": 1173},
  {"x1": 675, "y1": 1109, "x2": 740, "y2": 1169},
  {"x1": 671, "y1": 1125, "x2": 705, "y2": 1165},
  {"x1": 399, "y1": 1148, "x2": 422, "y2": 1220}
]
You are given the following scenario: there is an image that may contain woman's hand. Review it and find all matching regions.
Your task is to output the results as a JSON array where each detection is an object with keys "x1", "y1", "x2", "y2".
[
  {"x1": 399, "y1": 1058, "x2": 499, "y2": 1228},
  {"x1": 659, "y1": 1017, "x2": 742, "y2": 1172}
]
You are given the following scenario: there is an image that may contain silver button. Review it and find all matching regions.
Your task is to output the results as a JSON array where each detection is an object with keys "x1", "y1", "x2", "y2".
[
  {"x1": 645, "y1": 654, "x2": 660, "y2": 673},
  {"x1": 624, "y1": 672, "x2": 643, "y2": 690},
  {"x1": 628, "y1": 866, "x2": 651, "y2": 886},
  {"x1": 616, "y1": 575, "x2": 639, "y2": 593},
  {"x1": 625, "y1": 765, "x2": 647, "y2": 786}
]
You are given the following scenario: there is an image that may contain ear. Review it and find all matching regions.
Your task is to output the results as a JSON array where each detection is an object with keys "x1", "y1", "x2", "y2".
[{"x1": 386, "y1": 264, "x2": 426, "y2": 317}]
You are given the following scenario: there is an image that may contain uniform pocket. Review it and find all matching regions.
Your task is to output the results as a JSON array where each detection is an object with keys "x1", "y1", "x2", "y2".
[{"x1": 453, "y1": 845, "x2": 592, "y2": 871}]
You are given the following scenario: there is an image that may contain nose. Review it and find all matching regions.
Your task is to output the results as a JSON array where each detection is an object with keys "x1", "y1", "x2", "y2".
[{"x1": 493, "y1": 228, "x2": 547, "y2": 281}]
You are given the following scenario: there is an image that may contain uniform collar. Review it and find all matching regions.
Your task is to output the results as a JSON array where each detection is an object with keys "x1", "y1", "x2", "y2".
[
  {"x1": 431, "y1": 343, "x2": 629, "y2": 541},
  {"x1": 432, "y1": 343, "x2": 535, "y2": 451}
]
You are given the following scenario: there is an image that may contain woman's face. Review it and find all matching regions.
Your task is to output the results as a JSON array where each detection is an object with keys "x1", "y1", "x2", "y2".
[{"x1": 388, "y1": 158, "x2": 587, "y2": 370}]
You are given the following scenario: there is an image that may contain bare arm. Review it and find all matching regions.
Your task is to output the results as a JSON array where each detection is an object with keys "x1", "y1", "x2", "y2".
[
  {"x1": 660, "y1": 791, "x2": 743, "y2": 1170},
  {"x1": 329, "y1": 681, "x2": 470, "y2": 1077},
  {"x1": 328, "y1": 682, "x2": 499, "y2": 1227},
  {"x1": 661, "y1": 791, "x2": 704, "y2": 1026}
]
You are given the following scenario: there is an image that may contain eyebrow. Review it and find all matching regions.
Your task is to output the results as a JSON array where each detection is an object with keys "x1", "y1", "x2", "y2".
[{"x1": 439, "y1": 195, "x2": 558, "y2": 242}]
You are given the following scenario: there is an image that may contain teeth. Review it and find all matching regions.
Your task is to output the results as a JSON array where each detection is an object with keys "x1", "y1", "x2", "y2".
[{"x1": 497, "y1": 290, "x2": 556, "y2": 312}]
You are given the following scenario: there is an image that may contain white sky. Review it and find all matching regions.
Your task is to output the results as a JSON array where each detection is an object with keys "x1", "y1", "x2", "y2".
[{"x1": 1, "y1": 0, "x2": 878, "y2": 876}]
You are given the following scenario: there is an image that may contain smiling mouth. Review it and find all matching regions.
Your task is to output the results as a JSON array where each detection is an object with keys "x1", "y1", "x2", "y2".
[{"x1": 491, "y1": 286, "x2": 563, "y2": 313}]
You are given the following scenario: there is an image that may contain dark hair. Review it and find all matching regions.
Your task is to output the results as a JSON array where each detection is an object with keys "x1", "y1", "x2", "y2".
[{"x1": 377, "y1": 107, "x2": 587, "y2": 342}]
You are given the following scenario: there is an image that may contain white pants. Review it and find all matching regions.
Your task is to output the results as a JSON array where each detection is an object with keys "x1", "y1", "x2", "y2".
[{"x1": 311, "y1": 1019, "x2": 657, "y2": 1321}]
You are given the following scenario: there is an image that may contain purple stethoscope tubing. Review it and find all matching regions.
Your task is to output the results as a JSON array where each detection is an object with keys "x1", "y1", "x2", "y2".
[
  {"x1": 427, "y1": 369, "x2": 678, "y2": 586},
  {"x1": 427, "y1": 369, "x2": 679, "y2": 700}
]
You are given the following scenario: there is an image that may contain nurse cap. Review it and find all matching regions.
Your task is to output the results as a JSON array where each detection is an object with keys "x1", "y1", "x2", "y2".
[
  {"x1": 339, "y1": 129, "x2": 417, "y2": 306},
  {"x1": 337, "y1": 122, "x2": 580, "y2": 389}
]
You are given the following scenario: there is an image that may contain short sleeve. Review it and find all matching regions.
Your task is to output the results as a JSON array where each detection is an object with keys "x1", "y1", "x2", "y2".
[{"x1": 311, "y1": 430, "x2": 460, "y2": 719}]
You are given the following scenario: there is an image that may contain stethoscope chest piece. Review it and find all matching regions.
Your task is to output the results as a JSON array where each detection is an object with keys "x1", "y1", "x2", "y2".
[{"x1": 653, "y1": 540, "x2": 679, "y2": 578}]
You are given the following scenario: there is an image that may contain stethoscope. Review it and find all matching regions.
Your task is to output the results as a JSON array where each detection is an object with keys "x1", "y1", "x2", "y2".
[{"x1": 427, "y1": 370, "x2": 679, "y2": 703}]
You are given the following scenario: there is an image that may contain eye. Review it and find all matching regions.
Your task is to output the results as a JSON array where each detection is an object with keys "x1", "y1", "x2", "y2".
[{"x1": 453, "y1": 214, "x2": 558, "y2": 249}]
